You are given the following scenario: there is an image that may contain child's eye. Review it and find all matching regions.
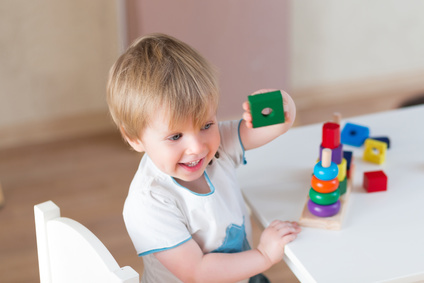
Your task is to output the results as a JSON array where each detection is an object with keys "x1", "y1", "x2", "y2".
[
  {"x1": 168, "y1": 133, "x2": 182, "y2": 141},
  {"x1": 202, "y1": 122, "x2": 214, "y2": 130}
]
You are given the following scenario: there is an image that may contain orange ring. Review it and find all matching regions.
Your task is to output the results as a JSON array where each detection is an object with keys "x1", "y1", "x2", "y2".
[{"x1": 311, "y1": 175, "x2": 339, "y2": 193}]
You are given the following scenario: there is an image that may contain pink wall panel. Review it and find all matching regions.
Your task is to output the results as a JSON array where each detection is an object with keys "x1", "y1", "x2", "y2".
[{"x1": 125, "y1": 0, "x2": 290, "y2": 120}]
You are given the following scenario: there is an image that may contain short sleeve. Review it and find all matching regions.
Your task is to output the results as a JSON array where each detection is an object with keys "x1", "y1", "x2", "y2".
[
  {"x1": 123, "y1": 186, "x2": 192, "y2": 256},
  {"x1": 218, "y1": 120, "x2": 246, "y2": 167}
]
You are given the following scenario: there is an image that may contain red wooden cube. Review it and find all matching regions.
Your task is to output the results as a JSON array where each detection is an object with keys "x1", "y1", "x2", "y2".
[{"x1": 363, "y1": 170, "x2": 387, "y2": 193}]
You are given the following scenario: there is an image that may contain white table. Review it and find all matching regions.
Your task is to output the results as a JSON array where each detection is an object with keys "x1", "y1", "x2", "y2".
[{"x1": 238, "y1": 105, "x2": 424, "y2": 283}]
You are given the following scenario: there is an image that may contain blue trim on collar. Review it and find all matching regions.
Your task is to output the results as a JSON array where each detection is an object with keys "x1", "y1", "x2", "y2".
[
  {"x1": 138, "y1": 236, "x2": 192, "y2": 256},
  {"x1": 237, "y1": 119, "x2": 247, "y2": 165},
  {"x1": 171, "y1": 171, "x2": 215, "y2": 196}
]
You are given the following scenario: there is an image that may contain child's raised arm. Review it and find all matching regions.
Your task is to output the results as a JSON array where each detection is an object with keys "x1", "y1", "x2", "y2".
[
  {"x1": 240, "y1": 89, "x2": 296, "y2": 151},
  {"x1": 155, "y1": 220, "x2": 301, "y2": 282}
]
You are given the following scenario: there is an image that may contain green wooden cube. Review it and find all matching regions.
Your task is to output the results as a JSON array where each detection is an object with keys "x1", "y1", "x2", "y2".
[
  {"x1": 338, "y1": 176, "x2": 348, "y2": 195},
  {"x1": 248, "y1": 90, "x2": 285, "y2": 128}
]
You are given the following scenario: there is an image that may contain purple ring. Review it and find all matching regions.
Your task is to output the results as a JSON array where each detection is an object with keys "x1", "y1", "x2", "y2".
[{"x1": 308, "y1": 199, "x2": 341, "y2": 217}]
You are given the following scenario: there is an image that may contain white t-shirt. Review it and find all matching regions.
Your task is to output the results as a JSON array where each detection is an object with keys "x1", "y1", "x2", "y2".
[{"x1": 123, "y1": 120, "x2": 252, "y2": 283}]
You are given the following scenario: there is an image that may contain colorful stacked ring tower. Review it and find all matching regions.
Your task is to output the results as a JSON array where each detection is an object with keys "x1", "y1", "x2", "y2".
[
  {"x1": 308, "y1": 148, "x2": 340, "y2": 217},
  {"x1": 299, "y1": 115, "x2": 353, "y2": 230},
  {"x1": 320, "y1": 121, "x2": 349, "y2": 196}
]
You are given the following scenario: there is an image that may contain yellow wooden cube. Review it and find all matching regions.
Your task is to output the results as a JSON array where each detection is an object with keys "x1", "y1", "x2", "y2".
[
  {"x1": 337, "y1": 158, "x2": 347, "y2": 181},
  {"x1": 363, "y1": 139, "x2": 387, "y2": 164}
]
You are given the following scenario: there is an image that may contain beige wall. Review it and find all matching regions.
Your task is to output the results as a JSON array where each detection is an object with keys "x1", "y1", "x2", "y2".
[
  {"x1": 0, "y1": 0, "x2": 119, "y2": 148},
  {"x1": 291, "y1": 1, "x2": 424, "y2": 89},
  {"x1": 288, "y1": 1, "x2": 424, "y2": 116}
]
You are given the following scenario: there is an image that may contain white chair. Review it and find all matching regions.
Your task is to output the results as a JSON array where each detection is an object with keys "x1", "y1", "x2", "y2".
[{"x1": 34, "y1": 200, "x2": 139, "y2": 283}]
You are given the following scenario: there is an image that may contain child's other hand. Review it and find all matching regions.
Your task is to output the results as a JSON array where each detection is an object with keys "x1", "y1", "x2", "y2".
[
  {"x1": 256, "y1": 220, "x2": 301, "y2": 265},
  {"x1": 242, "y1": 89, "x2": 293, "y2": 129}
]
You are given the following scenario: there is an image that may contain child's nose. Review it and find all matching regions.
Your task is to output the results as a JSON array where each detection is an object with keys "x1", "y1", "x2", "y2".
[{"x1": 186, "y1": 135, "x2": 205, "y2": 154}]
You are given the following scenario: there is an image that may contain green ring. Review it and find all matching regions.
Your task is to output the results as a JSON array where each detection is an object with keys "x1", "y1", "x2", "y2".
[{"x1": 309, "y1": 188, "x2": 340, "y2": 205}]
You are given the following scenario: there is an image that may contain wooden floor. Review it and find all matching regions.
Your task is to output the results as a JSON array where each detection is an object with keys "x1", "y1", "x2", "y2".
[{"x1": 0, "y1": 92, "x2": 411, "y2": 282}]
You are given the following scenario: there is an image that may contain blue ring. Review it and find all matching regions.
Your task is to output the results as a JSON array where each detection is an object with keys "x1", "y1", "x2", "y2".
[{"x1": 314, "y1": 161, "x2": 338, "y2": 181}]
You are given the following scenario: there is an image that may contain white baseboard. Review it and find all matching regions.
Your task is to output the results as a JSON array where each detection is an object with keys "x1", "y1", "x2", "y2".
[
  {"x1": 291, "y1": 70, "x2": 424, "y2": 125},
  {"x1": 292, "y1": 70, "x2": 424, "y2": 111}
]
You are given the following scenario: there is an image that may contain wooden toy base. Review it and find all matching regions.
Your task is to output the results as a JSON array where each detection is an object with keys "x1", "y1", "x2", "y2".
[{"x1": 299, "y1": 165, "x2": 354, "y2": 230}]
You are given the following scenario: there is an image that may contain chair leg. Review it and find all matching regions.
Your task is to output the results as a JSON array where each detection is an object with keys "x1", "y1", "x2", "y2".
[
  {"x1": 0, "y1": 182, "x2": 5, "y2": 208},
  {"x1": 34, "y1": 201, "x2": 61, "y2": 283}
]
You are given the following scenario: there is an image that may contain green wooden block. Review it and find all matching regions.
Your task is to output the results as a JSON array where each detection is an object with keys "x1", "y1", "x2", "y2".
[
  {"x1": 338, "y1": 176, "x2": 348, "y2": 195},
  {"x1": 248, "y1": 90, "x2": 285, "y2": 128}
]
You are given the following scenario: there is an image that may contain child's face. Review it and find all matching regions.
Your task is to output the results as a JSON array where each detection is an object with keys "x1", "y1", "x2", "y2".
[{"x1": 129, "y1": 107, "x2": 220, "y2": 183}]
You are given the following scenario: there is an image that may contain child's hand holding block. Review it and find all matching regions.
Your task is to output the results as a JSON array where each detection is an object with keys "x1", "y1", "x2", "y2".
[{"x1": 248, "y1": 90, "x2": 285, "y2": 128}]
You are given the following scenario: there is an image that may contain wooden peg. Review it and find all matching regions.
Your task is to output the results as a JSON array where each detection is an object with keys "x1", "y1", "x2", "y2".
[
  {"x1": 321, "y1": 148, "x2": 332, "y2": 168},
  {"x1": 333, "y1": 112, "x2": 341, "y2": 124}
]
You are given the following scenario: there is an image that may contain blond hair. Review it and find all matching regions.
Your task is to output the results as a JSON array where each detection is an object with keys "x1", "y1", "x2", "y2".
[{"x1": 107, "y1": 33, "x2": 219, "y2": 141}]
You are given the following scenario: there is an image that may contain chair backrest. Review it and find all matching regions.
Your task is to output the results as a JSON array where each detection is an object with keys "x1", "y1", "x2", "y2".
[{"x1": 34, "y1": 200, "x2": 139, "y2": 283}]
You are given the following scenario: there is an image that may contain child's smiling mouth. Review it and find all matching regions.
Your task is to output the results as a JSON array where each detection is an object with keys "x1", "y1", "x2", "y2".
[
  {"x1": 179, "y1": 158, "x2": 205, "y2": 171},
  {"x1": 186, "y1": 159, "x2": 201, "y2": 167}
]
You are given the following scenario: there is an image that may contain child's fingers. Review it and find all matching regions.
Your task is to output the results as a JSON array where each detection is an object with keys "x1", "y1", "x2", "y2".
[
  {"x1": 242, "y1": 104, "x2": 253, "y2": 128},
  {"x1": 243, "y1": 111, "x2": 252, "y2": 122},
  {"x1": 280, "y1": 233, "x2": 298, "y2": 246},
  {"x1": 242, "y1": 101, "x2": 250, "y2": 111},
  {"x1": 270, "y1": 220, "x2": 295, "y2": 229},
  {"x1": 284, "y1": 111, "x2": 291, "y2": 122},
  {"x1": 281, "y1": 91, "x2": 291, "y2": 114},
  {"x1": 270, "y1": 220, "x2": 301, "y2": 236},
  {"x1": 278, "y1": 225, "x2": 300, "y2": 237},
  {"x1": 275, "y1": 225, "x2": 300, "y2": 248},
  {"x1": 269, "y1": 219, "x2": 282, "y2": 228},
  {"x1": 244, "y1": 120, "x2": 253, "y2": 129},
  {"x1": 282, "y1": 91, "x2": 296, "y2": 124},
  {"x1": 290, "y1": 221, "x2": 301, "y2": 227}
]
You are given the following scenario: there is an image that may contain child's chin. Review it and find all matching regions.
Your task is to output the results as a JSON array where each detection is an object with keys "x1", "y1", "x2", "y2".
[
  {"x1": 182, "y1": 173, "x2": 203, "y2": 182},
  {"x1": 176, "y1": 170, "x2": 205, "y2": 183}
]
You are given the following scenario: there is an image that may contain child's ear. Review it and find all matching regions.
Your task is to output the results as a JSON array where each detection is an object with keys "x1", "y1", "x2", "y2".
[
  {"x1": 120, "y1": 126, "x2": 145, "y2": 153},
  {"x1": 126, "y1": 137, "x2": 145, "y2": 153}
]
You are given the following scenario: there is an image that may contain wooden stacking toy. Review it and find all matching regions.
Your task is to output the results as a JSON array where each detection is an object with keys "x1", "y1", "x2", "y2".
[
  {"x1": 308, "y1": 149, "x2": 341, "y2": 217},
  {"x1": 299, "y1": 114, "x2": 353, "y2": 230}
]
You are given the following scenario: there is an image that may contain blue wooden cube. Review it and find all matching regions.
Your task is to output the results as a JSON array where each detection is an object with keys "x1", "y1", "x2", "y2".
[
  {"x1": 343, "y1": 151, "x2": 353, "y2": 170},
  {"x1": 341, "y1": 123, "x2": 370, "y2": 147}
]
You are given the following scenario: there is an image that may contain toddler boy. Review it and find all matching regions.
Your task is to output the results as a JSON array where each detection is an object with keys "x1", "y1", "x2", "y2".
[{"x1": 107, "y1": 33, "x2": 300, "y2": 283}]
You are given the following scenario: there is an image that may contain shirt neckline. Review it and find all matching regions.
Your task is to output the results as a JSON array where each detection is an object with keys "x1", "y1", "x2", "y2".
[{"x1": 171, "y1": 171, "x2": 215, "y2": 196}]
